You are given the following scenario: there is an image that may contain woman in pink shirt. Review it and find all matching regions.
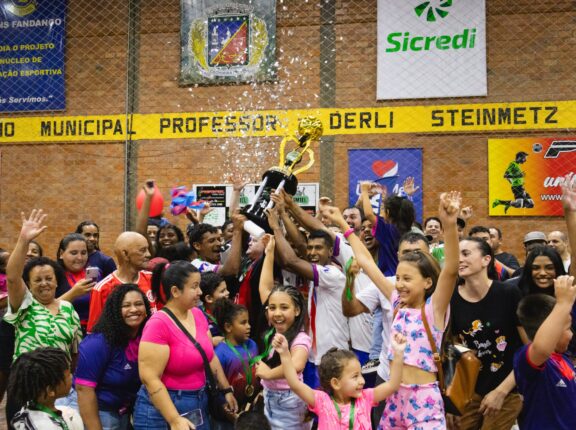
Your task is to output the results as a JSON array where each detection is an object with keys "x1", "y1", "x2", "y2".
[{"x1": 133, "y1": 261, "x2": 237, "y2": 430}]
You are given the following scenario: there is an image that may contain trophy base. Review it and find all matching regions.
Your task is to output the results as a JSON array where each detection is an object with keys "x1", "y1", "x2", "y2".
[{"x1": 242, "y1": 169, "x2": 299, "y2": 233}]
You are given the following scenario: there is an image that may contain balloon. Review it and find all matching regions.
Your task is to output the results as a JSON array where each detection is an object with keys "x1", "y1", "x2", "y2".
[{"x1": 136, "y1": 185, "x2": 164, "y2": 217}]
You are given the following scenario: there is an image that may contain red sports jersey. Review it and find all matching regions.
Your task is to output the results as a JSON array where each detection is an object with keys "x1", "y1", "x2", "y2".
[{"x1": 87, "y1": 270, "x2": 157, "y2": 332}]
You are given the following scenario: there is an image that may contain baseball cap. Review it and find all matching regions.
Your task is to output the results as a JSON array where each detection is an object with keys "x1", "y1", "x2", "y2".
[{"x1": 523, "y1": 231, "x2": 547, "y2": 244}]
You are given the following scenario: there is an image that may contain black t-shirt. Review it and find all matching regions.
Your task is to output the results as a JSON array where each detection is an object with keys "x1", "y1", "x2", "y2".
[
  {"x1": 495, "y1": 252, "x2": 521, "y2": 271},
  {"x1": 451, "y1": 281, "x2": 523, "y2": 396}
]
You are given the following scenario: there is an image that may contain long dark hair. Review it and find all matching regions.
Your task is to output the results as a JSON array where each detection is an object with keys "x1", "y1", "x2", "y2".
[
  {"x1": 92, "y1": 284, "x2": 151, "y2": 347},
  {"x1": 458, "y1": 237, "x2": 496, "y2": 284},
  {"x1": 519, "y1": 245, "x2": 565, "y2": 296},
  {"x1": 262, "y1": 285, "x2": 307, "y2": 368},
  {"x1": 56, "y1": 233, "x2": 88, "y2": 271},
  {"x1": 398, "y1": 250, "x2": 441, "y2": 299},
  {"x1": 384, "y1": 196, "x2": 415, "y2": 236}
]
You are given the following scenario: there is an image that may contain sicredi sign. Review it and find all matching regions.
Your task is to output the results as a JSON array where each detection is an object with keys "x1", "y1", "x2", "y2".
[{"x1": 377, "y1": 0, "x2": 486, "y2": 100}]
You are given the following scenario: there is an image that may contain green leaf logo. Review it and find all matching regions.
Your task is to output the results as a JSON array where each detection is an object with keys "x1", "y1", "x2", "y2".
[{"x1": 414, "y1": 0, "x2": 452, "y2": 22}]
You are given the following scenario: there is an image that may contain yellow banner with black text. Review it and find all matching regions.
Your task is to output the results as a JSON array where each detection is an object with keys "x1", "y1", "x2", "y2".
[{"x1": 1, "y1": 100, "x2": 575, "y2": 143}]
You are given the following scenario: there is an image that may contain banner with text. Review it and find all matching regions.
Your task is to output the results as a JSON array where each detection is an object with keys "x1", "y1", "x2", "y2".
[
  {"x1": 180, "y1": 0, "x2": 276, "y2": 85},
  {"x1": 377, "y1": 0, "x2": 486, "y2": 100},
  {"x1": 1, "y1": 101, "x2": 575, "y2": 143},
  {"x1": 348, "y1": 148, "x2": 423, "y2": 222},
  {"x1": 0, "y1": 0, "x2": 66, "y2": 112},
  {"x1": 489, "y1": 137, "x2": 576, "y2": 217}
]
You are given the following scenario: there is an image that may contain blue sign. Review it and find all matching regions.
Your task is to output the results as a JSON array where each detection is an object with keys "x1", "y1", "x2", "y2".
[
  {"x1": 0, "y1": 0, "x2": 66, "y2": 112},
  {"x1": 348, "y1": 148, "x2": 423, "y2": 222}
]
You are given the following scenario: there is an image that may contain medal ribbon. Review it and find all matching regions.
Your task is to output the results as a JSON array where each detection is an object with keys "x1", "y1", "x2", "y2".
[
  {"x1": 224, "y1": 339, "x2": 253, "y2": 387},
  {"x1": 33, "y1": 403, "x2": 70, "y2": 430},
  {"x1": 250, "y1": 328, "x2": 275, "y2": 365},
  {"x1": 310, "y1": 285, "x2": 317, "y2": 354},
  {"x1": 331, "y1": 397, "x2": 355, "y2": 430}
]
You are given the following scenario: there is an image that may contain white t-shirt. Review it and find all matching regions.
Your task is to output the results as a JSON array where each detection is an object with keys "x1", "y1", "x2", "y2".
[
  {"x1": 356, "y1": 277, "x2": 394, "y2": 381},
  {"x1": 308, "y1": 263, "x2": 350, "y2": 364},
  {"x1": 332, "y1": 234, "x2": 375, "y2": 353},
  {"x1": 191, "y1": 258, "x2": 220, "y2": 273}
]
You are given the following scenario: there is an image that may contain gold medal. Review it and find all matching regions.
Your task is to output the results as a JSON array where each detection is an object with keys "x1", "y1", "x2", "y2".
[{"x1": 245, "y1": 384, "x2": 255, "y2": 397}]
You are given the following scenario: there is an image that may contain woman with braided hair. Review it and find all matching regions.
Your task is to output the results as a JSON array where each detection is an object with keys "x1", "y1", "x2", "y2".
[{"x1": 8, "y1": 347, "x2": 82, "y2": 429}]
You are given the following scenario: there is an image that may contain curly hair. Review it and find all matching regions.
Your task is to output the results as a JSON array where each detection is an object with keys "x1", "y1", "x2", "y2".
[
  {"x1": 23, "y1": 256, "x2": 67, "y2": 293},
  {"x1": 188, "y1": 223, "x2": 219, "y2": 247},
  {"x1": 7, "y1": 347, "x2": 70, "y2": 407},
  {"x1": 75, "y1": 220, "x2": 100, "y2": 250},
  {"x1": 318, "y1": 347, "x2": 358, "y2": 393},
  {"x1": 92, "y1": 284, "x2": 151, "y2": 347},
  {"x1": 212, "y1": 298, "x2": 247, "y2": 335}
]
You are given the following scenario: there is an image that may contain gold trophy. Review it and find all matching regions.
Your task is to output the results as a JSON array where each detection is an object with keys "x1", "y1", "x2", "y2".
[{"x1": 242, "y1": 116, "x2": 323, "y2": 234}]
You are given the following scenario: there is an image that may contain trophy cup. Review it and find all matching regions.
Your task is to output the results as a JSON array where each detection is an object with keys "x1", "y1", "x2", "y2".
[{"x1": 242, "y1": 116, "x2": 323, "y2": 236}]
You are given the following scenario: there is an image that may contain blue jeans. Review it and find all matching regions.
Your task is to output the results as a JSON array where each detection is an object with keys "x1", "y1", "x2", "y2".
[
  {"x1": 56, "y1": 388, "x2": 130, "y2": 430},
  {"x1": 133, "y1": 386, "x2": 210, "y2": 430},
  {"x1": 369, "y1": 308, "x2": 383, "y2": 359},
  {"x1": 263, "y1": 388, "x2": 310, "y2": 430}
]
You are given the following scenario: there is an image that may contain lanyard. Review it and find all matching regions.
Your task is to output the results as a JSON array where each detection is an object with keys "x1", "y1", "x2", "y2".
[
  {"x1": 250, "y1": 328, "x2": 275, "y2": 364},
  {"x1": 331, "y1": 397, "x2": 355, "y2": 430},
  {"x1": 224, "y1": 339, "x2": 253, "y2": 386},
  {"x1": 65, "y1": 270, "x2": 85, "y2": 287},
  {"x1": 33, "y1": 403, "x2": 70, "y2": 430}
]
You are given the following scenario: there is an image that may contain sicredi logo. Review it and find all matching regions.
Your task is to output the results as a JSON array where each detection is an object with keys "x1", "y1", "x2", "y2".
[
  {"x1": 384, "y1": 0, "x2": 478, "y2": 53},
  {"x1": 415, "y1": 0, "x2": 452, "y2": 22}
]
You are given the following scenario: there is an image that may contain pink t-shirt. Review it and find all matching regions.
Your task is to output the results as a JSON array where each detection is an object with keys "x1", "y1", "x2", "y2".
[
  {"x1": 309, "y1": 388, "x2": 375, "y2": 430},
  {"x1": 141, "y1": 308, "x2": 214, "y2": 390},
  {"x1": 260, "y1": 331, "x2": 311, "y2": 391}
]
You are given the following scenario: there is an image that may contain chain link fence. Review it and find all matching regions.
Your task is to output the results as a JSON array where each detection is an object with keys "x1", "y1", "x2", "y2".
[{"x1": 0, "y1": 0, "x2": 575, "y2": 259}]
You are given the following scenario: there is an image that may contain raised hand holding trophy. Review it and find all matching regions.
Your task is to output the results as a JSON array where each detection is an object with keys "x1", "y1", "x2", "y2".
[{"x1": 242, "y1": 116, "x2": 323, "y2": 236}]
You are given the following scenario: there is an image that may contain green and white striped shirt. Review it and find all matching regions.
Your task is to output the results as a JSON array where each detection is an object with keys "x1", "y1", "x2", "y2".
[{"x1": 4, "y1": 289, "x2": 82, "y2": 361}]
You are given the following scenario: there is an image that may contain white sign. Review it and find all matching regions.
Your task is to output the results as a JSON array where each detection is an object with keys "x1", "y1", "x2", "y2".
[
  {"x1": 377, "y1": 0, "x2": 486, "y2": 100},
  {"x1": 192, "y1": 182, "x2": 319, "y2": 226}
]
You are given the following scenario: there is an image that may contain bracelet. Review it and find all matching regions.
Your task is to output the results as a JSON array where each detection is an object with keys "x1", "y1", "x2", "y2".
[
  {"x1": 220, "y1": 387, "x2": 233, "y2": 394},
  {"x1": 343, "y1": 228, "x2": 355, "y2": 239}
]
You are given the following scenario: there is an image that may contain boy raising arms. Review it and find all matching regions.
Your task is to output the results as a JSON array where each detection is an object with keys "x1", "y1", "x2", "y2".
[{"x1": 514, "y1": 274, "x2": 576, "y2": 430}]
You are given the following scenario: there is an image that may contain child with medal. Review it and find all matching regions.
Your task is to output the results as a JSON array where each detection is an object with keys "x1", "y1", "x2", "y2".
[{"x1": 213, "y1": 298, "x2": 260, "y2": 428}]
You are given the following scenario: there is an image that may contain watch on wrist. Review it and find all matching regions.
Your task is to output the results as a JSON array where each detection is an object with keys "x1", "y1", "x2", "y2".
[{"x1": 220, "y1": 387, "x2": 233, "y2": 394}]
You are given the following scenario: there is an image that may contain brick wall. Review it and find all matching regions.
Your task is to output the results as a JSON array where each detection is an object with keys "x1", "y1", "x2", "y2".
[{"x1": 1, "y1": 0, "x2": 575, "y2": 262}]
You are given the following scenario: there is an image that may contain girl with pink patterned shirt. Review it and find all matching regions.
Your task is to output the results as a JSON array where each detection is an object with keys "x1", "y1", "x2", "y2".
[{"x1": 322, "y1": 191, "x2": 461, "y2": 429}]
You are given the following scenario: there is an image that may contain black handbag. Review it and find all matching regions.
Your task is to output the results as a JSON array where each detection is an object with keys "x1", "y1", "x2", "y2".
[{"x1": 162, "y1": 308, "x2": 230, "y2": 422}]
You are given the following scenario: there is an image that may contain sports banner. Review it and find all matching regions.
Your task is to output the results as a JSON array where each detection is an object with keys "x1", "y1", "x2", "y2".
[
  {"x1": 0, "y1": 0, "x2": 66, "y2": 112},
  {"x1": 180, "y1": 0, "x2": 276, "y2": 85},
  {"x1": 377, "y1": 0, "x2": 486, "y2": 100},
  {"x1": 489, "y1": 137, "x2": 576, "y2": 217},
  {"x1": 348, "y1": 148, "x2": 423, "y2": 222}
]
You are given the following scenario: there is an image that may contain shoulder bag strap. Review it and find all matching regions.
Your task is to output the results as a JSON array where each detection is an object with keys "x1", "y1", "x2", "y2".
[
  {"x1": 420, "y1": 303, "x2": 445, "y2": 392},
  {"x1": 161, "y1": 307, "x2": 218, "y2": 389}
]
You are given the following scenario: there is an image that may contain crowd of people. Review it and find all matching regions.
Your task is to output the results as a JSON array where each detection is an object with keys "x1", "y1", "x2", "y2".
[{"x1": 0, "y1": 177, "x2": 575, "y2": 430}]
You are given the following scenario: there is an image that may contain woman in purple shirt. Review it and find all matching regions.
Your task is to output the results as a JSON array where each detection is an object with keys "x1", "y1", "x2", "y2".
[{"x1": 75, "y1": 283, "x2": 151, "y2": 429}]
